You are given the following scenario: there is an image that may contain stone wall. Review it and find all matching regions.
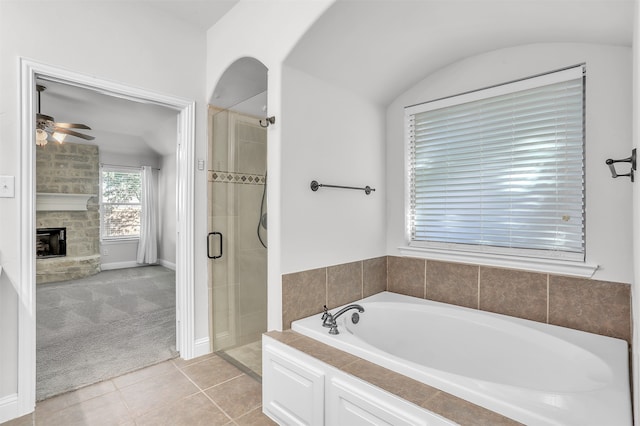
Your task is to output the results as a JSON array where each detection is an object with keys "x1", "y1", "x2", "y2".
[{"x1": 36, "y1": 143, "x2": 100, "y2": 284}]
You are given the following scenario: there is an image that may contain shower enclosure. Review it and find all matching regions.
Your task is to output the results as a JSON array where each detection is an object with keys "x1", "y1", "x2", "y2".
[{"x1": 207, "y1": 94, "x2": 268, "y2": 377}]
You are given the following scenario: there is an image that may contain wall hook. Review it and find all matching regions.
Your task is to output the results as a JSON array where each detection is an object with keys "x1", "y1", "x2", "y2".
[
  {"x1": 259, "y1": 116, "x2": 275, "y2": 128},
  {"x1": 606, "y1": 148, "x2": 636, "y2": 182}
]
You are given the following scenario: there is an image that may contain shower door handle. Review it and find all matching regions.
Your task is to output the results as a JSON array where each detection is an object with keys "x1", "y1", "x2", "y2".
[{"x1": 207, "y1": 232, "x2": 223, "y2": 259}]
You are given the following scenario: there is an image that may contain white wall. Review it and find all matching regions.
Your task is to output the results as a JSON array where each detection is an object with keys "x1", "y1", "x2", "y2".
[
  {"x1": 206, "y1": 0, "x2": 335, "y2": 332},
  {"x1": 386, "y1": 43, "x2": 633, "y2": 284},
  {"x1": 100, "y1": 150, "x2": 161, "y2": 170},
  {"x1": 280, "y1": 66, "x2": 386, "y2": 273},
  {"x1": 0, "y1": 1, "x2": 205, "y2": 418}
]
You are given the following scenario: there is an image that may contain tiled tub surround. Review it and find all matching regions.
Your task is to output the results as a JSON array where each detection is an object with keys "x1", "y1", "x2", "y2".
[
  {"x1": 290, "y1": 292, "x2": 631, "y2": 425},
  {"x1": 282, "y1": 256, "x2": 631, "y2": 343},
  {"x1": 280, "y1": 256, "x2": 632, "y2": 424},
  {"x1": 36, "y1": 143, "x2": 101, "y2": 284},
  {"x1": 282, "y1": 256, "x2": 387, "y2": 329},
  {"x1": 265, "y1": 330, "x2": 520, "y2": 426}
]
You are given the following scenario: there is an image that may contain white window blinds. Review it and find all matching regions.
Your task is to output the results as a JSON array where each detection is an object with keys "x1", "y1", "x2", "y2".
[{"x1": 405, "y1": 66, "x2": 585, "y2": 261}]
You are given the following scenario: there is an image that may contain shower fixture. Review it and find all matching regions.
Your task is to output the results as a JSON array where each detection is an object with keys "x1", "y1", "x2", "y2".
[{"x1": 257, "y1": 171, "x2": 268, "y2": 248}]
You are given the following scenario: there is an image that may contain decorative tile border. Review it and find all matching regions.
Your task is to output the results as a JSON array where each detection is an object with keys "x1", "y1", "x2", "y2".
[{"x1": 208, "y1": 170, "x2": 265, "y2": 185}]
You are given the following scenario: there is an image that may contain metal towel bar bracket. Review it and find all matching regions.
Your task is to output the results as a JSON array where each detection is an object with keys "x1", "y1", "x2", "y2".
[
  {"x1": 606, "y1": 148, "x2": 636, "y2": 182},
  {"x1": 310, "y1": 180, "x2": 375, "y2": 195}
]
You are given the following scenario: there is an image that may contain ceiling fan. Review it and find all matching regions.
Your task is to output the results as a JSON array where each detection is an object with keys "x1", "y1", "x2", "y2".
[{"x1": 35, "y1": 84, "x2": 95, "y2": 146}]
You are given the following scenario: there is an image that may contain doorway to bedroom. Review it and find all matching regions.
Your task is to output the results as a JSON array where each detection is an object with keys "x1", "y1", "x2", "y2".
[{"x1": 32, "y1": 75, "x2": 180, "y2": 401}]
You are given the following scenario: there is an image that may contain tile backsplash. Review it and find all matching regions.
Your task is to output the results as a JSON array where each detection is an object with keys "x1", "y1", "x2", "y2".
[
  {"x1": 282, "y1": 257, "x2": 386, "y2": 329},
  {"x1": 282, "y1": 255, "x2": 631, "y2": 343}
]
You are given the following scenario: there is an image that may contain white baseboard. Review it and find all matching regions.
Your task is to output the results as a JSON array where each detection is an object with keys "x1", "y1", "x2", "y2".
[
  {"x1": 101, "y1": 260, "x2": 176, "y2": 271},
  {"x1": 100, "y1": 261, "x2": 140, "y2": 271},
  {"x1": 0, "y1": 393, "x2": 19, "y2": 424},
  {"x1": 159, "y1": 259, "x2": 176, "y2": 271},
  {"x1": 193, "y1": 337, "x2": 211, "y2": 359}
]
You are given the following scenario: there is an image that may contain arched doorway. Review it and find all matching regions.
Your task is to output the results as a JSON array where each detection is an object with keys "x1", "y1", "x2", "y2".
[{"x1": 207, "y1": 57, "x2": 269, "y2": 378}]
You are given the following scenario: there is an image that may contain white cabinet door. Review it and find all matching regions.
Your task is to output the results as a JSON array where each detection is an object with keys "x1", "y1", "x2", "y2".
[
  {"x1": 263, "y1": 341, "x2": 325, "y2": 425},
  {"x1": 327, "y1": 377, "x2": 456, "y2": 426}
]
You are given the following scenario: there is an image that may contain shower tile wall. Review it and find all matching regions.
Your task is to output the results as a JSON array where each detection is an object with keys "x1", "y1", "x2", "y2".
[
  {"x1": 237, "y1": 120, "x2": 267, "y2": 345},
  {"x1": 282, "y1": 256, "x2": 631, "y2": 344},
  {"x1": 208, "y1": 108, "x2": 267, "y2": 351}
]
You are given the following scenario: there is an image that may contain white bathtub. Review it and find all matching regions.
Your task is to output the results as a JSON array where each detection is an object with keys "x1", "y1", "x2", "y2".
[{"x1": 291, "y1": 291, "x2": 631, "y2": 425}]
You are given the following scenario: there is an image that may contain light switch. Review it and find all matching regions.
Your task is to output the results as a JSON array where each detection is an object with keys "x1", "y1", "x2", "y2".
[{"x1": 0, "y1": 176, "x2": 15, "y2": 198}]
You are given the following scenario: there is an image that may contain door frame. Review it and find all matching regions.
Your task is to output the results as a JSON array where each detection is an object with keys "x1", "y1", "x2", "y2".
[{"x1": 17, "y1": 58, "x2": 196, "y2": 414}]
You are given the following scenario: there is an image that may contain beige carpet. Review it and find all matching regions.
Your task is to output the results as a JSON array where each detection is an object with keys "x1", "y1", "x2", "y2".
[{"x1": 36, "y1": 265, "x2": 177, "y2": 401}]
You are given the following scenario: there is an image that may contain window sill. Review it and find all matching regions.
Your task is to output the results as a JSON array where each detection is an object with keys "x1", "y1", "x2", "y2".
[
  {"x1": 102, "y1": 238, "x2": 140, "y2": 244},
  {"x1": 398, "y1": 246, "x2": 598, "y2": 278}
]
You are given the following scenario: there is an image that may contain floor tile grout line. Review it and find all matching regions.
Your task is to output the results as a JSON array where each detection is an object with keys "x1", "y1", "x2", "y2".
[
  {"x1": 171, "y1": 353, "x2": 216, "y2": 370},
  {"x1": 200, "y1": 388, "x2": 235, "y2": 423},
  {"x1": 115, "y1": 362, "x2": 202, "y2": 421},
  {"x1": 236, "y1": 402, "x2": 264, "y2": 420},
  {"x1": 112, "y1": 360, "x2": 181, "y2": 391},
  {"x1": 113, "y1": 385, "x2": 137, "y2": 424},
  {"x1": 200, "y1": 373, "x2": 245, "y2": 392},
  {"x1": 174, "y1": 363, "x2": 240, "y2": 423},
  {"x1": 174, "y1": 358, "x2": 245, "y2": 393},
  {"x1": 200, "y1": 375, "x2": 264, "y2": 421},
  {"x1": 35, "y1": 378, "x2": 121, "y2": 415}
]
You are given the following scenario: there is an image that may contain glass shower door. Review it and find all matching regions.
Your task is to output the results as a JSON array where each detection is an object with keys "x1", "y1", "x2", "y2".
[{"x1": 207, "y1": 102, "x2": 267, "y2": 378}]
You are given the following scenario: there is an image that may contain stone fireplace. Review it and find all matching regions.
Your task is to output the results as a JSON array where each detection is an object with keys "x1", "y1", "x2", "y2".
[
  {"x1": 36, "y1": 227, "x2": 67, "y2": 258},
  {"x1": 36, "y1": 142, "x2": 100, "y2": 284}
]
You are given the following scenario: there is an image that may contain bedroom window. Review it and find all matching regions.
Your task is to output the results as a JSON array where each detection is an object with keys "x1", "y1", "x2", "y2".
[
  {"x1": 100, "y1": 166, "x2": 142, "y2": 240},
  {"x1": 405, "y1": 65, "x2": 585, "y2": 261}
]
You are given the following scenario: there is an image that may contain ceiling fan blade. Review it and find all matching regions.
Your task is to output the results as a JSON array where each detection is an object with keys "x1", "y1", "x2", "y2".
[
  {"x1": 53, "y1": 127, "x2": 96, "y2": 140},
  {"x1": 37, "y1": 113, "x2": 55, "y2": 123},
  {"x1": 53, "y1": 122, "x2": 92, "y2": 130}
]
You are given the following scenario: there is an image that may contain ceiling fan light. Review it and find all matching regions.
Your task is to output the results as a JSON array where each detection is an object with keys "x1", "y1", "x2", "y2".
[
  {"x1": 36, "y1": 128, "x2": 48, "y2": 146},
  {"x1": 52, "y1": 132, "x2": 66, "y2": 143}
]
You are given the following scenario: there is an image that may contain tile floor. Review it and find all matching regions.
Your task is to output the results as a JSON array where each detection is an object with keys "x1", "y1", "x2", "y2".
[
  {"x1": 3, "y1": 353, "x2": 276, "y2": 426},
  {"x1": 222, "y1": 340, "x2": 263, "y2": 378}
]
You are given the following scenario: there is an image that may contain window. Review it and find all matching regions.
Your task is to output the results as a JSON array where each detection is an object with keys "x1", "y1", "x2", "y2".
[
  {"x1": 405, "y1": 65, "x2": 585, "y2": 262},
  {"x1": 100, "y1": 167, "x2": 142, "y2": 240}
]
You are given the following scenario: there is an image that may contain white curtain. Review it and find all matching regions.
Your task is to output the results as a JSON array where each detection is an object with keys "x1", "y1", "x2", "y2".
[{"x1": 137, "y1": 166, "x2": 158, "y2": 264}]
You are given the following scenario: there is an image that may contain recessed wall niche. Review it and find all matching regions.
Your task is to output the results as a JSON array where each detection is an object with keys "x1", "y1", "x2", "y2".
[{"x1": 35, "y1": 142, "x2": 100, "y2": 284}]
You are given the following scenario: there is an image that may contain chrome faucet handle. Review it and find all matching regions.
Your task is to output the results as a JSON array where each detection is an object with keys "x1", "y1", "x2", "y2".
[
  {"x1": 325, "y1": 304, "x2": 364, "y2": 335},
  {"x1": 322, "y1": 305, "x2": 335, "y2": 328}
]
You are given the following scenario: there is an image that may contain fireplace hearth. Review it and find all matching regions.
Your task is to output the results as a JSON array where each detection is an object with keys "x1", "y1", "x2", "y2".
[{"x1": 36, "y1": 227, "x2": 67, "y2": 258}]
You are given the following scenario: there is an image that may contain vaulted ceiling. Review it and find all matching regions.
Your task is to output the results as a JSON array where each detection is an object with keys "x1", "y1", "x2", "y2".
[
  {"x1": 40, "y1": 0, "x2": 634, "y2": 157},
  {"x1": 286, "y1": 0, "x2": 634, "y2": 105}
]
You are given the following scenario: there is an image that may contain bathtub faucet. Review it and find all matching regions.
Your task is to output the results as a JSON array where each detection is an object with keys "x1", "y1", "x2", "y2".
[{"x1": 321, "y1": 304, "x2": 364, "y2": 335}]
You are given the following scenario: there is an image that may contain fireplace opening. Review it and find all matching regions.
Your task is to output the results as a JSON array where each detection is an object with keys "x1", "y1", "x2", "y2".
[{"x1": 36, "y1": 227, "x2": 67, "y2": 258}]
